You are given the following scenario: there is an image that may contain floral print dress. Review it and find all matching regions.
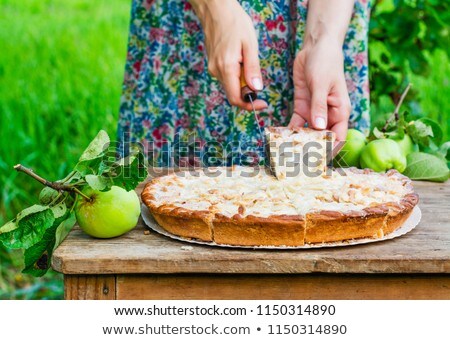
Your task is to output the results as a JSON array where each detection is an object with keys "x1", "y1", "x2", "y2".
[{"x1": 118, "y1": 0, "x2": 371, "y2": 166}]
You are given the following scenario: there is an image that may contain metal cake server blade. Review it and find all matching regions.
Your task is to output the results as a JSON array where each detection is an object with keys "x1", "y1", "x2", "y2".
[{"x1": 239, "y1": 65, "x2": 276, "y2": 177}]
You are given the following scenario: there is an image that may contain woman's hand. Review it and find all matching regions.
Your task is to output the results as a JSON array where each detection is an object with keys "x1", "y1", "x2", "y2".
[
  {"x1": 190, "y1": 0, "x2": 267, "y2": 111},
  {"x1": 290, "y1": 38, "x2": 351, "y2": 141},
  {"x1": 289, "y1": 0, "x2": 354, "y2": 141}
]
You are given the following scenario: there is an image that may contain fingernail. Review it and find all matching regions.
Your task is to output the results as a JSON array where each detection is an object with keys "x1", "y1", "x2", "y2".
[
  {"x1": 315, "y1": 117, "x2": 326, "y2": 129},
  {"x1": 252, "y1": 77, "x2": 263, "y2": 91}
]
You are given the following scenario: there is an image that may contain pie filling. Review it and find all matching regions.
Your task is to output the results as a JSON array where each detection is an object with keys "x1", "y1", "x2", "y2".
[
  {"x1": 143, "y1": 165, "x2": 416, "y2": 245},
  {"x1": 147, "y1": 166, "x2": 412, "y2": 217},
  {"x1": 265, "y1": 126, "x2": 335, "y2": 180},
  {"x1": 143, "y1": 128, "x2": 417, "y2": 246}
]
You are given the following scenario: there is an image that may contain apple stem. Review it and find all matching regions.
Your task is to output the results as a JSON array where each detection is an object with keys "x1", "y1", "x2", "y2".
[
  {"x1": 48, "y1": 191, "x2": 63, "y2": 206},
  {"x1": 14, "y1": 164, "x2": 92, "y2": 202},
  {"x1": 60, "y1": 170, "x2": 76, "y2": 184},
  {"x1": 73, "y1": 187, "x2": 92, "y2": 202}
]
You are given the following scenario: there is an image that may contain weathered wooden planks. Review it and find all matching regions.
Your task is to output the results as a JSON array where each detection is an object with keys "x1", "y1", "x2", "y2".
[
  {"x1": 116, "y1": 274, "x2": 450, "y2": 300},
  {"x1": 64, "y1": 275, "x2": 116, "y2": 300},
  {"x1": 52, "y1": 181, "x2": 450, "y2": 275}
]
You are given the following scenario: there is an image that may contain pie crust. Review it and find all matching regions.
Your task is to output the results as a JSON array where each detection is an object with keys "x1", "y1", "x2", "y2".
[{"x1": 142, "y1": 166, "x2": 419, "y2": 246}]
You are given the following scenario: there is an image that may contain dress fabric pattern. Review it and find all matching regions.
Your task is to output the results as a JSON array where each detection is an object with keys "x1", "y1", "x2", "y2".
[{"x1": 118, "y1": 0, "x2": 371, "y2": 166}]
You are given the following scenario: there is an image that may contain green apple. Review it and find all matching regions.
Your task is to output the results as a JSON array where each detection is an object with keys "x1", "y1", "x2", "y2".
[
  {"x1": 333, "y1": 129, "x2": 367, "y2": 168},
  {"x1": 391, "y1": 134, "x2": 417, "y2": 157},
  {"x1": 75, "y1": 186, "x2": 140, "y2": 238},
  {"x1": 360, "y1": 139, "x2": 407, "y2": 173}
]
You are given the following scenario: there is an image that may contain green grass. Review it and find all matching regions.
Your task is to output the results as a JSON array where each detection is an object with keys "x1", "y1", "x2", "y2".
[
  {"x1": 0, "y1": 0, "x2": 448, "y2": 299},
  {"x1": 410, "y1": 50, "x2": 450, "y2": 140},
  {"x1": 0, "y1": 0, "x2": 130, "y2": 299}
]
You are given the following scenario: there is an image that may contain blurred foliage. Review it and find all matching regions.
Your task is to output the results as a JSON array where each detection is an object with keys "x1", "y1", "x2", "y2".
[
  {"x1": 0, "y1": 0, "x2": 130, "y2": 299},
  {"x1": 369, "y1": 0, "x2": 450, "y2": 136}
]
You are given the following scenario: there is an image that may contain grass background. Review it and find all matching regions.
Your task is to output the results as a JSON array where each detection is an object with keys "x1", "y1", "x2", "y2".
[
  {"x1": 0, "y1": 0, "x2": 130, "y2": 298},
  {"x1": 0, "y1": 0, "x2": 448, "y2": 299}
]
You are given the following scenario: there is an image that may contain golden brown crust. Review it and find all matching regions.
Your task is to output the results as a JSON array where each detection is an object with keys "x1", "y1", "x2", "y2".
[
  {"x1": 141, "y1": 167, "x2": 419, "y2": 246},
  {"x1": 383, "y1": 193, "x2": 419, "y2": 235},
  {"x1": 142, "y1": 179, "x2": 214, "y2": 242},
  {"x1": 213, "y1": 214, "x2": 305, "y2": 246},
  {"x1": 305, "y1": 207, "x2": 389, "y2": 243},
  {"x1": 141, "y1": 177, "x2": 171, "y2": 210},
  {"x1": 151, "y1": 210, "x2": 213, "y2": 242},
  {"x1": 150, "y1": 204, "x2": 214, "y2": 242}
]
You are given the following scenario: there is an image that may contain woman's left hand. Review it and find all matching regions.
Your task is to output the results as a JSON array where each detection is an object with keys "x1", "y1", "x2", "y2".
[
  {"x1": 288, "y1": 0, "x2": 355, "y2": 142},
  {"x1": 289, "y1": 37, "x2": 351, "y2": 141}
]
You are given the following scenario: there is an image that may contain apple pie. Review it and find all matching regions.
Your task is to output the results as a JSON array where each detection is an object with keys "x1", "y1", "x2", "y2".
[{"x1": 142, "y1": 165, "x2": 418, "y2": 246}]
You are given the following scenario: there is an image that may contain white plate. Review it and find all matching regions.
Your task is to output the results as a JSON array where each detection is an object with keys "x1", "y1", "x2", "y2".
[{"x1": 141, "y1": 205, "x2": 422, "y2": 249}]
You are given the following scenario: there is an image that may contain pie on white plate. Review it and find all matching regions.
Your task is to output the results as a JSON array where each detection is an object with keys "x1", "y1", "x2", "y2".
[{"x1": 142, "y1": 128, "x2": 418, "y2": 246}]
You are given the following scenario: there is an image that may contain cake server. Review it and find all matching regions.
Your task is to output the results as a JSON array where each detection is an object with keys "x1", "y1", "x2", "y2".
[{"x1": 239, "y1": 65, "x2": 276, "y2": 177}]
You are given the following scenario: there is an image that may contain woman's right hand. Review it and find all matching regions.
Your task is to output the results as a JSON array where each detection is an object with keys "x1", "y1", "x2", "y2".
[{"x1": 190, "y1": 0, "x2": 268, "y2": 111}]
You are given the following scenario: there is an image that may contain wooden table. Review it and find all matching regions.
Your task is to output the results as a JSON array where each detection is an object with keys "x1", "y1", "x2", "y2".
[{"x1": 52, "y1": 181, "x2": 450, "y2": 300}]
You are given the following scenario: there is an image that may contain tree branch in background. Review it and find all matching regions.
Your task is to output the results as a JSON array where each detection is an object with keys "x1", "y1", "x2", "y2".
[{"x1": 381, "y1": 83, "x2": 412, "y2": 132}]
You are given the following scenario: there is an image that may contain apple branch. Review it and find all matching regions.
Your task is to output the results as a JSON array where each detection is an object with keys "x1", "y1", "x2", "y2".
[
  {"x1": 381, "y1": 83, "x2": 412, "y2": 132},
  {"x1": 393, "y1": 83, "x2": 412, "y2": 118},
  {"x1": 14, "y1": 164, "x2": 92, "y2": 201}
]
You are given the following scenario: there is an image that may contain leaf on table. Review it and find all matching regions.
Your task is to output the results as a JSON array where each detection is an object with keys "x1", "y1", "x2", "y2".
[
  {"x1": 0, "y1": 205, "x2": 55, "y2": 249},
  {"x1": 403, "y1": 152, "x2": 450, "y2": 182}
]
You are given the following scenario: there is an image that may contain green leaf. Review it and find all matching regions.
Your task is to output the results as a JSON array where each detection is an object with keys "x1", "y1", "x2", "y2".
[
  {"x1": 0, "y1": 205, "x2": 55, "y2": 249},
  {"x1": 22, "y1": 210, "x2": 71, "y2": 277},
  {"x1": 396, "y1": 111, "x2": 407, "y2": 137},
  {"x1": 22, "y1": 226, "x2": 58, "y2": 276},
  {"x1": 75, "y1": 154, "x2": 105, "y2": 176},
  {"x1": 74, "y1": 131, "x2": 112, "y2": 176},
  {"x1": 417, "y1": 117, "x2": 443, "y2": 145},
  {"x1": 0, "y1": 220, "x2": 18, "y2": 235},
  {"x1": 50, "y1": 202, "x2": 67, "y2": 219},
  {"x1": 109, "y1": 150, "x2": 147, "y2": 191},
  {"x1": 65, "y1": 171, "x2": 83, "y2": 184},
  {"x1": 438, "y1": 141, "x2": 450, "y2": 161},
  {"x1": 403, "y1": 152, "x2": 450, "y2": 182},
  {"x1": 372, "y1": 127, "x2": 386, "y2": 139},
  {"x1": 6, "y1": 130, "x2": 149, "y2": 277},
  {"x1": 85, "y1": 174, "x2": 111, "y2": 191},
  {"x1": 39, "y1": 187, "x2": 59, "y2": 205},
  {"x1": 17, "y1": 204, "x2": 49, "y2": 220},
  {"x1": 437, "y1": 141, "x2": 450, "y2": 168},
  {"x1": 406, "y1": 120, "x2": 434, "y2": 147},
  {"x1": 78, "y1": 130, "x2": 110, "y2": 162},
  {"x1": 55, "y1": 212, "x2": 76, "y2": 246}
]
